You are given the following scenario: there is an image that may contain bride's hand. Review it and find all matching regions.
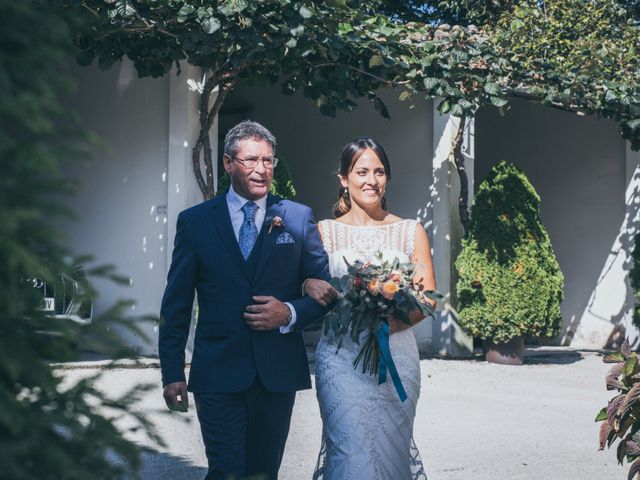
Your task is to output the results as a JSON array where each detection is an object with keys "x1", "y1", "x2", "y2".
[{"x1": 303, "y1": 279, "x2": 339, "y2": 307}]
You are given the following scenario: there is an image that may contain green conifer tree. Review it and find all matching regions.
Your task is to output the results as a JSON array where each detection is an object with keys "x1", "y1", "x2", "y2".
[
  {"x1": 0, "y1": 2, "x2": 156, "y2": 478},
  {"x1": 455, "y1": 161, "x2": 564, "y2": 344}
]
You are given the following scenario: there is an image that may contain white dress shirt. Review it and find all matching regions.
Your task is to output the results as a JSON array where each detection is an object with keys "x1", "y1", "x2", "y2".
[{"x1": 226, "y1": 185, "x2": 297, "y2": 333}]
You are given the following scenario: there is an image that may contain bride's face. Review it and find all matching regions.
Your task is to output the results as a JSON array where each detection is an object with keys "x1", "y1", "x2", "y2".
[{"x1": 341, "y1": 148, "x2": 387, "y2": 210}]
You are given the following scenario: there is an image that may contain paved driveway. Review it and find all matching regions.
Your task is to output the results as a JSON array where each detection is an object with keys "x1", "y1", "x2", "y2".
[{"x1": 59, "y1": 348, "x2": 622, "y2": 480}]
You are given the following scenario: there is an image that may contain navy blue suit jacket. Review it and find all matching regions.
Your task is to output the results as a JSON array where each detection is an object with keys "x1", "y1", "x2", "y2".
[{"x1": 159, "y1": 194, "x2": 330, "y2": 394}]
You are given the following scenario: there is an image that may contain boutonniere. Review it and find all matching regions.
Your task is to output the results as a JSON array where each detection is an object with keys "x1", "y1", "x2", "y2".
[{"x1": 265, "y1": 215, "x2": 284, "y2": 234}]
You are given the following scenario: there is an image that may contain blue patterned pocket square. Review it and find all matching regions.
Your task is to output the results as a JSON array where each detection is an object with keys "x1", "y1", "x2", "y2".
[{"x1": 276, "y1": 232, "x2": 295, "y2": 244}]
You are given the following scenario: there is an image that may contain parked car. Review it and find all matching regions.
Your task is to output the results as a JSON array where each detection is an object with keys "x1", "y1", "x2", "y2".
[{"x1": 29, "y1": 267, "x2": 93, "y2": 325}]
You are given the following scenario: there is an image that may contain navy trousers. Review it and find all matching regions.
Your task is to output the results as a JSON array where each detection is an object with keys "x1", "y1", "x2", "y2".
[{"x1": 194, "y1": 378, "x2": 296, "y2": 480}]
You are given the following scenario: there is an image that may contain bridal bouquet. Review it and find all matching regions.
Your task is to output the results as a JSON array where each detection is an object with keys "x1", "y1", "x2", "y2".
[{"x1": 324, "y1": 253, "x2": 441, "y2": 401}]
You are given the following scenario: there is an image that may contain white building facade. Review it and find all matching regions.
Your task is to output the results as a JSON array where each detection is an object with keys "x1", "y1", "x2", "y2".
[{"x1": 66, "y1": 62, "x2": 640, "y2": 356}]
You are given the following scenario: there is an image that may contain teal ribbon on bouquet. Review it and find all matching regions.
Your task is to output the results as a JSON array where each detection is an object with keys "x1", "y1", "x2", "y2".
[{"x1": 376, "y1": 322, "x2": 408, "y2": 402}]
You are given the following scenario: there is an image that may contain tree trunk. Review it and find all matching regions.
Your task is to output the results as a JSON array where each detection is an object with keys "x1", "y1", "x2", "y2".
[
  {"x1": 191, "y1": 74, "x2": 235, "y2": 200},
  {"x1": 452, "y1": 116, "x2": 470, "y2": 236}
]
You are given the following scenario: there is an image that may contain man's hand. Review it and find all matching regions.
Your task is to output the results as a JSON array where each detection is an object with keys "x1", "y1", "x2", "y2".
[
  {"x1": 244, "y1": 296, "x2": 290, "y2": 331},
  {"x1": 163, "y1": 381, "x2": 189, "y2": 412},
  {"x1": 303, "y1": 278, "x2": 339, "y2": 307}
]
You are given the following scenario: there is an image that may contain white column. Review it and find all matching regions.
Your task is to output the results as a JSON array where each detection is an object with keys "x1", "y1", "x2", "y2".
[
  {"x1": 429, "y1": 105, "x2": 474, "y2": 357},
  {"x1": 166, "y1": 64, "x2": 219, "y2": 359},
  {"x1": 572, "y1": 143, "x2": 640, "y2": 348},
  {"x1": 166, "y1": 65, "x2": 216, "y2": 259}
]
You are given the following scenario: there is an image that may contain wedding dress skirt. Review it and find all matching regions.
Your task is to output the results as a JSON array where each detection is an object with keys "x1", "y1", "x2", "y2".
[{"x1": 313, "y1": 219, "x2": 427, "y2": 480}]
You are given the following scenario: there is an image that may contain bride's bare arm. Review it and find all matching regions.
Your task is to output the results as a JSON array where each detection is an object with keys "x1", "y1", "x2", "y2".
[{"x1": 389, "y1": 223, "x2": 436, "y2": 332}]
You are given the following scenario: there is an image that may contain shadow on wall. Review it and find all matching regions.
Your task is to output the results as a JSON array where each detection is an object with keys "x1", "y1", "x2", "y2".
[
  {"x1": 581, "y1": 163, "x2": 640, "y2": 350},
  {"x1": 476, "y1": 99, "x2": 629, "y2": 348},
  {"x1": 420, "y1": 118, "x2": 473, "y2": 357}
]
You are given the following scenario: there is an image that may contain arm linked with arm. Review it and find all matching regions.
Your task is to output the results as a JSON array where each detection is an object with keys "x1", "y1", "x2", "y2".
[{"x1": 288, "y1": 208, "x2": 332, "y2": 331}]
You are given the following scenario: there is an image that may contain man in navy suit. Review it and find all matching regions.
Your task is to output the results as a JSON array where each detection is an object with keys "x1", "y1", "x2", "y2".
[{"x1": 159, "y1": 120, "x2": 330, "y2": 480}]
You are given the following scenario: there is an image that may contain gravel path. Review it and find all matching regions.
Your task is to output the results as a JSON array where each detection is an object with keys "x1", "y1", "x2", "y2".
[{"x1": 58, "y1": 348, "x2": 622, "y2": 480}]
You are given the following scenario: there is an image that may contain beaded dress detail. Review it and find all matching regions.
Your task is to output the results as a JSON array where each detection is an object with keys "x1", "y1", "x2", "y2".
[{"x1": 313, "y1": 219, "x2": 427, "y2": 480}]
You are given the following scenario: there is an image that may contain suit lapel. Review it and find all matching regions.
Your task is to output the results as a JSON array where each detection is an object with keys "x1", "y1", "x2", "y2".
[
  {"x1": 253, "y1": 195, "x2": 286, "y2": 282},
  {"x1": 208, "y1": 195, "x2": 252, "y2": 281}
]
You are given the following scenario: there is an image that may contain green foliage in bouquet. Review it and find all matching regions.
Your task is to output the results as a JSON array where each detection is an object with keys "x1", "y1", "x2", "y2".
[
  {"x1": 217, "y1": 155, "x2": 296, "y2": 199},
  {"x1": 455, "y1": 161, "x2": 564, "y2": 344},
  {"x1": 630, "y1": 233, "x2": 640, "y2": 329},
  {"x1": 596, "y1": 339, "x2": 640, "y2": 479},
  {"x1": 0, "y1": 3, "x2": 159, "y2": 478},
  {"x1": 326, "y1": 253, "x2": 440, "y2": 375}
]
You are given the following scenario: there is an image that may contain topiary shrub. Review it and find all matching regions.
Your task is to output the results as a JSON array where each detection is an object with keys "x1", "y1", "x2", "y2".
[
  {"x1": 455, "y1": 161, "x2": 564, "y2": 344},
  {"x1": 216, "y1": 155, "x2": 297, "y2": 199}
]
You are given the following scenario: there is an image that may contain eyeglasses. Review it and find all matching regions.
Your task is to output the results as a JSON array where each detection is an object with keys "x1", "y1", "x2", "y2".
[{"x1": 230, "y1": 155, "x2": 279, "y2": 169}]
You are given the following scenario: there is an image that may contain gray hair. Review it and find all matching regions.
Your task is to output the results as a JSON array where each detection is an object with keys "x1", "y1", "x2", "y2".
[{"x1": 223, "y1": 120, "x2": 277, "y2": 157}]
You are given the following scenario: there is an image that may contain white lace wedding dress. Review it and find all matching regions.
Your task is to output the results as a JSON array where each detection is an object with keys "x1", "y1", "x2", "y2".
[{"x1": 313, "y1": 219, "x2": 427, "y2": 480}]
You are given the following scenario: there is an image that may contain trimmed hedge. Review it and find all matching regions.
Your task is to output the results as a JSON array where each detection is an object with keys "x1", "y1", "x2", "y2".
[{"x1": 455, "y1": 161, "x2": 564, "y2": 344}]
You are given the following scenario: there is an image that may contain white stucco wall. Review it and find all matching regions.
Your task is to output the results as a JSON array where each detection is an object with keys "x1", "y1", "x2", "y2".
[
  {"x1": 66, "y1": 61, "x2": 170, "y2": 354},
  {"x1": 475, "y1": 99, "x2": 629, "y2": 347}
]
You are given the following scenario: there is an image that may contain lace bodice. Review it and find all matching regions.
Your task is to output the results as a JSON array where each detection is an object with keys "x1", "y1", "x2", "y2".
[{"x1": 318, "y1": 219, "x2": 418, "y2": 278}]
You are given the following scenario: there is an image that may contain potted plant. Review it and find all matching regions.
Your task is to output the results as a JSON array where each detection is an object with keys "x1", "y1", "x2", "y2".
[{"x1": 455, "y1": 161, "x2": 563, "y2": 365}]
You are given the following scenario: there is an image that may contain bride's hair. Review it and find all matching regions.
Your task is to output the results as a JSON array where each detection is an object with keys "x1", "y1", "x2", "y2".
[{"x1": 333, "y1": 137, "x2": 392, "y2": 218}]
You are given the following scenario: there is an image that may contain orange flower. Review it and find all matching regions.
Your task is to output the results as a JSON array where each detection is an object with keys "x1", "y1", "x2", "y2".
[
  {"x1": 367, "y1": 279, "x2": 380, "y2": 295},
  {"x1": 381, "y1": 280, "x2": 399, "y2": 300}
]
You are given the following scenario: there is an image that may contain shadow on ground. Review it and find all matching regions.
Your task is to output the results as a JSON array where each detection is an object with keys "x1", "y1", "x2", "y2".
[
  {"x1": 417, "y1": 346, "x2": 588, "y2": 365},
  {"x1": 139, "y1": 449, "x2": 207, "y2": 480}
]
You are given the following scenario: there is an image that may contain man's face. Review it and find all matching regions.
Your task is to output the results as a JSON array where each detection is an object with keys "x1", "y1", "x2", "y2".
[{"x1": 223, "y1": 138, "x2": 274, "y2": 201}]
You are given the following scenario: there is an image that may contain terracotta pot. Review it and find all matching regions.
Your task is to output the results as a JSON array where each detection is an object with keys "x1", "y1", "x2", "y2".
[{"x1": 484, "y1": 336, "x2": 524, "y2": 365}]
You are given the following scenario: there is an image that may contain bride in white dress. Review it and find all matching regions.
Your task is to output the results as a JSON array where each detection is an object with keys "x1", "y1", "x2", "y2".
[{"x1": 303, "y1": 137, "x2": 435, "y2": 480}]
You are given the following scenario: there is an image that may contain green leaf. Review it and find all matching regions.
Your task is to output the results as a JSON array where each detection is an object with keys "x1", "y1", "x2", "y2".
[
  {"x1": 338, "y1": 23, "x2": 354, "y2": 35},
  {"x1": 201, "y1": 17, "x2": 221, "y2": 34},
  {"x1": 510, "y1": 19, "x2": 525, "y2": 32},
  {"x1": 423, "y1": 77, "x2": 439, "y2": 91},
  {"x1": 218, "y1": 0, "x2": 249, "y2": 16},
  {"x1": 627, "y1": 119, "x2": 640, "y2": 130},
  {"x1": 369, "y1": 55, "x2": 384, "y2": 68},
  {"x1": 399, "y1": 91, "x2": 411, "y2": 102},
  {"x1": 489, "y1": 96, "x2": 508, "y2": 108},
  {"x1": 76, "y1": 50, "x2": 95, "y2": 67},
  {"x1": 484, "y1": 82, "x2": 501, "y2": 96},
  {"x1": 626, "y1": 355, "x2": 638, "y2": 377},
  {"x1": 438, "y1": 99, "x2": 451, "y2": 114},
  {"x1": 299, "y1": 5, "x2": 313, "y2": 19},
  {"x1": 595, "y1": 407, "x2": 608, "y2": 422},
  {"x1": 605, "y1": 353, "x2": 627, "y2": 363},
  {"x1": 178, "y1": 5, "x2": 195, "y2": 19},
  {"x1": 372, "y1": 97, "x2": 390, "y2": 119},
  {"x1": 450, "y1": 104, "x2": 464, "y2": 117}
]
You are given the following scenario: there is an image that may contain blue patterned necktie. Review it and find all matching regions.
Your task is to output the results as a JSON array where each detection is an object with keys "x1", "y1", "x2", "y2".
[{"x1": 239, "y1": 201, "x2": 259, "y2": 259}]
